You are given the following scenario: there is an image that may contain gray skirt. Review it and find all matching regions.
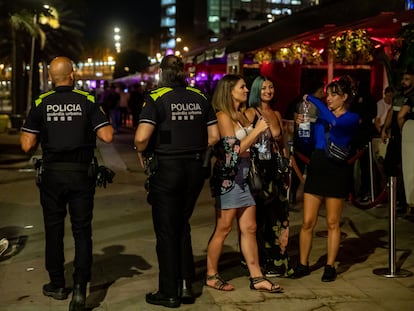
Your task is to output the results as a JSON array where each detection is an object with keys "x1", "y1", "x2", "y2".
[{"x1": 215, "y1": 157, "x2": 256, "y2": 210}]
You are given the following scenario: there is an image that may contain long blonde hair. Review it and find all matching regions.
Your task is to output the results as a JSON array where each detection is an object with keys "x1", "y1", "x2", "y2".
[{"x1": 211, "y1": 74, "x2": 246, "y2": 123}]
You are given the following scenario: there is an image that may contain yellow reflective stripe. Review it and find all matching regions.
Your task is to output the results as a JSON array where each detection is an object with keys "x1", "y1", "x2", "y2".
[
  {"x1": 35, "y1": 90, "x2": 55, "y2": 107},
  {"x1": 149, "y1": 87, "x2": 173, "y2": 101},
  {"x1": 73, "y1": 89, "x2": 95, "y2": 103},
  {"x1": 186, "y1": 86, "x2": 206, "y2": 99}
]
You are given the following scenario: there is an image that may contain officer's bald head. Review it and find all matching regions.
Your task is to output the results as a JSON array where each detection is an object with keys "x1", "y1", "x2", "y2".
[{"x1": 49, "y1": 56, "x2": 74, "y2": 86}]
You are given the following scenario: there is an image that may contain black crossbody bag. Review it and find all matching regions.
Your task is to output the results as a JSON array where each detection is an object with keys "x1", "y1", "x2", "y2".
[{"x1": 324, "y1": 130, "x2": 351, "y2": 162}]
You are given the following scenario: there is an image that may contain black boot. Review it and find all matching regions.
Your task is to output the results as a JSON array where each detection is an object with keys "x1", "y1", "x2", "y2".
[
  {"x1": 42, "y1": 283, "x2": 68, "y2": 300},
  {"x1": 69, "y1": 284, "x2": 86, "y2": 311},
  {"x1": 180, "y1": 279, "x2": 195, "y2": 304}
]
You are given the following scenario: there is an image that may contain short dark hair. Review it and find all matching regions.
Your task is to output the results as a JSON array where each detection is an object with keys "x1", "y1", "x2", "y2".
[
  {"x1": 326, "y1": 75, "x2": 357, "y2": 104},
  {"x1": 160, "y1": 55, "x2": 184, "y2": 70}
]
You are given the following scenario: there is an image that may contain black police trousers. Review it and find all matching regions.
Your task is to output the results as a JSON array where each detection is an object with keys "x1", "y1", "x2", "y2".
[
  {"x1": 39, "y1": 167, "x2": 95, "y2": 287},
  {"x1": 147, "y1": 155, "x2": 206, "y2": 297}
]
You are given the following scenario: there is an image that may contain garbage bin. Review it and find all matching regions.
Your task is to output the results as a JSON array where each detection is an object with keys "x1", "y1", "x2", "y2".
[{"x1": 0, "y1": 114, "x2": 9, "y2": 133}]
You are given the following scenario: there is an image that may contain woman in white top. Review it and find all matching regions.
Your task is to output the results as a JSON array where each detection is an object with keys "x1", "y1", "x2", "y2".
[{"x1": 207, "y1": 74, "x2": 283, "y2": 293}]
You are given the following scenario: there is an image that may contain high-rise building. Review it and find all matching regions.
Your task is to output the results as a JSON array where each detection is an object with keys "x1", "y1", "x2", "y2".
[
  {"x1": 160, "y1": 0, "x2": 208, "y2": 54},
  {"x1": 208, "y1": 0, "x2": 318, "y2": 36},
  {"x1": 160, "y1": 0, "x2": 318, "y2": 53}
]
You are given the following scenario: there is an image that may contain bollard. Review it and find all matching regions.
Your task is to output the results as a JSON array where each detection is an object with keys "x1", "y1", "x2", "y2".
[
  {"x1": 373, "y1": 176, "x2": 413, "y2": 278},
  {"x1": 368, "y1": 141, "x2": 375, "y2": 203}
]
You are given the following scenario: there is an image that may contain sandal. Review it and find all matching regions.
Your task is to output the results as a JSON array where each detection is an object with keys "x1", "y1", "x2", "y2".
[
  {"x1": 249, "y1": 276, "x2": 283, "y2": 293},
  {"x1": 206, "y1": 273, "x2": 235, "y2": 291}
]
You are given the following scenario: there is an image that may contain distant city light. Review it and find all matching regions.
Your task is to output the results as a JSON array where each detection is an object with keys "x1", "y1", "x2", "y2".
[{"x1": 114, "y1": 27, "x2": 121, "y2": 53}]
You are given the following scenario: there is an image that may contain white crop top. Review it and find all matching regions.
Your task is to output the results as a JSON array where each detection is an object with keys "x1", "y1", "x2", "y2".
[{"x1": 235, "y1": 123, "x2": 254, "y2": 140}]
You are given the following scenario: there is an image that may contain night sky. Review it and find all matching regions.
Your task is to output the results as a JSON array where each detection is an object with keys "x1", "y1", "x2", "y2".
[{"x1": 83, "y1": 1, "x2": 160, "y2": 46}]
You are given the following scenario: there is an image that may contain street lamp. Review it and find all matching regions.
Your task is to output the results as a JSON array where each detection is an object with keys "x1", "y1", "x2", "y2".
[
  {"x1": 114, "y1": 27, "x2": 121, "y2": 53},
  {"x1": 175, "y1": 37, "x2": 189, "y2": 56}
]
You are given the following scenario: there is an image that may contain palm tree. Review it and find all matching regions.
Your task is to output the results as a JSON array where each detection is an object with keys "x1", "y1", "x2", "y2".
[
  {"x1": 0, "y1": 0, "x2": 84, "y2": 117},
  {"x1": 33, "y1": 2, "x2": 85, "y2": 109},
  {"x1": 0, "y1": 0, "x2": 44, "y2": 117}
]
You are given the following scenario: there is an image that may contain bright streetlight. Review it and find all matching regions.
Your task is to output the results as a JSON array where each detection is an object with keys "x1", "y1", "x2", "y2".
[{"x1": 114, "y1": 27, "x2": 121, "y2": 53}]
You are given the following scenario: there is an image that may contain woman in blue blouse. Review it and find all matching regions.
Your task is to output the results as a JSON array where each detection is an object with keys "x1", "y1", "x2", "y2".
[{"x1": 291, "y1": 76, "x2": 360, "y2": 282}]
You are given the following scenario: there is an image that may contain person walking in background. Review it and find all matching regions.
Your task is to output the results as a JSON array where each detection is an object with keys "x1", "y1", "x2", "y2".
[
  {"x1": 116, "y1": 84, "x2": 130, "y2": 127},
  {"x1": 291, "y1": 76, "x2": 359, "y2": 282},
  {"x1": 372, "y1": 86, "x2": 394, "y2": 163},
  {"x1": 207, "y1": 74, "x2": 283, "y2": 293},
  {"x1": 134, "y1": 55, "x2": 219, "y2": 308},
  {"x1": 398, "y1": 66, "x2": 414, "y2": 215},
  {"x1": 381, "y1": 68, "x2": 414, "y2": 214},
  {"x1": 375, "y1": 86, "x2": 394, "y2": 134},
  {"x1": 128, "y1": 83, "x2": 144, "y2": 129},
  {"x1": 245, "y1": 75, "x2": 291, "y2": 277},
  {"x1": 104, "y1": 83, "x2": 120, "y2": 134},
  {"x1": 20, "y1": 56, "x2": 114, "y2": 311},
  {"x1": 367, "y1": 86, "x2": 394, "y2": 192}
]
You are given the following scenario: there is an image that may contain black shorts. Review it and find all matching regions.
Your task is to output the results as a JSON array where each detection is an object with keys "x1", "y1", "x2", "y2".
[{"x1": 304, "y1": 149, "x2": 352, "y2": 199}]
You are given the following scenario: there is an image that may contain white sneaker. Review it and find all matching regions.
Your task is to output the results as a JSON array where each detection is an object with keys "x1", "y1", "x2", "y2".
[{"x1": 0, "y1": 238, "x2": 9, "y2": 256}]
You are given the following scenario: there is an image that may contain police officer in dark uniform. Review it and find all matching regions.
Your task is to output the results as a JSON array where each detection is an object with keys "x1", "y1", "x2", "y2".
[
  {"x1": 134, "y1": 55, "x2": 219, "y2": 308},
  {"x1": 20, "y1": 56, "x2": 114, "y2": 311}
]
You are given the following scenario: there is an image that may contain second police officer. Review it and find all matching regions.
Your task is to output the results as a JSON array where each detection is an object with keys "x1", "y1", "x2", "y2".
[{"x1": 134, "y1": 55, "x2": 219, "y2": 308}]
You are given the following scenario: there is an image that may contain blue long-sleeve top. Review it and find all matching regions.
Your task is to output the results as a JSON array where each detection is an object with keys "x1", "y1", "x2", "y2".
[{"x1": 305, "y1": 95, "x2": 360, "y2": 150}]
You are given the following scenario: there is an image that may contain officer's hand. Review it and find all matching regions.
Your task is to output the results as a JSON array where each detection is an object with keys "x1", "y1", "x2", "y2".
[{"x1": 137, "y1": 152, "x2": 145, "y2": 168}]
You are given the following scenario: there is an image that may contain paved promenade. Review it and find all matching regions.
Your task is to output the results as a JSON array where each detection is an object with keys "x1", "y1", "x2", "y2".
[{"x1": 0, "y1": 127, "x2": 413, "y2": 311}]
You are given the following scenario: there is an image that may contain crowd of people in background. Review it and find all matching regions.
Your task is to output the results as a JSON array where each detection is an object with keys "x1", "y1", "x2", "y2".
[{"x1": 94, "y1": 80, "x2": 149, "y2": 133}]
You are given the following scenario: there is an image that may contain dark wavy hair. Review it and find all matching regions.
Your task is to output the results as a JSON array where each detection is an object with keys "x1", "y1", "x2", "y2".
[
  {"x1": 326, "y1": 75, "x2": 357, "y2": 104},
  {"x1": 158, "y1": 55, "x2": 187, "y2": 87}
]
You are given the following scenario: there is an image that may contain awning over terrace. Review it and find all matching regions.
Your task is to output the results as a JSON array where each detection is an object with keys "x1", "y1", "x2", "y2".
[{"x1": 184, "y1": 0, "x2": 414, "y2": 63}]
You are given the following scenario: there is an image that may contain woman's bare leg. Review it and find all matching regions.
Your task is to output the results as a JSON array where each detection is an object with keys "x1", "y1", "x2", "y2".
[
  {"x1": 238, "y1": 206, "x2": 262, "y2": 277},
  {"x1": 325, "y1": 197, "x2": 344, "y2": 266},
  {"x1": 299, "y1": 193, "x2": 323, "y2": 265},
  {"x1": 206, "y1": 208, "x2": 236, "y2": 276}
]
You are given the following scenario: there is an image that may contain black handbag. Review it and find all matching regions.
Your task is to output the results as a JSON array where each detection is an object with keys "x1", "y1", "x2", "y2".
[
  {"x1": 276, "y1": 150, "x2": 290, "y2": 174},
  {"x1": 248, "y1": 154, "x2": 263, "y2": 193}
]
